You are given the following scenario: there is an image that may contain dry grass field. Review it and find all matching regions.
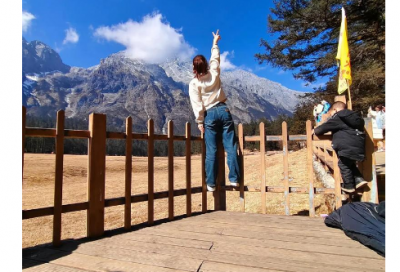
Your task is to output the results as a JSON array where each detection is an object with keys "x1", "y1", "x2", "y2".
[{"x1": 23, "y1": 149, "x2": 334, "y2": 249}]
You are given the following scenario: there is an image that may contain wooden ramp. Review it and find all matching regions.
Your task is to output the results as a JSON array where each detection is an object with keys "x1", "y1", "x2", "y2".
[{"x1": 23, "y1": 211, "x2": 384, "y2": 272}]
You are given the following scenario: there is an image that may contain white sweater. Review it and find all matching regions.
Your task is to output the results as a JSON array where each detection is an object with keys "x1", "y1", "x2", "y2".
[{"x1": 189, "y1": 44, "x2": 227, "y2": 124}]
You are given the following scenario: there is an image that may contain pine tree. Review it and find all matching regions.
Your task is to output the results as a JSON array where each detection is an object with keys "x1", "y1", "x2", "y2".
[{"x1": 256, "y1": 0, "x2": 385, "y2": 111}]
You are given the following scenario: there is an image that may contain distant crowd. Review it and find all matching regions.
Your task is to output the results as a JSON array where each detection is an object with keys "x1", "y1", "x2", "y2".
[
  {"x1": 313, "y1": 101, "x2": 385, "y2": 152},
  {"x1": 368, "y1": 105, "x2": 385, "y2": 152}
]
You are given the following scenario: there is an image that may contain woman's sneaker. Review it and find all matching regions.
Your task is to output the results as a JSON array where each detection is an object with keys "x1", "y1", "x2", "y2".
[
  {"x1": 207, "y1": 185, "x2": 216, "y2": 192},
  {"x1": 230, "y1": 181, "x2": 239, "y2": 187}
]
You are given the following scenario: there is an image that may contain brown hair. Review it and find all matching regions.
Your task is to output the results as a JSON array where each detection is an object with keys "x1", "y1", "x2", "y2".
[
  {"x1": 329, "y1": 101, "x2": 347, "y2": 112},
  {"x1": 193, "y1": 55, "x2": 209, "y2": 79},
  {"x1": 375, "y1": 104, "x2": 383, "y2": 111}
]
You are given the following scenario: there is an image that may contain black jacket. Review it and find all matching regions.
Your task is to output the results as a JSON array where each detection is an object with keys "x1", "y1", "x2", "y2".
[
  {"x1": 314, "y1": 109, "x2": 365, "y2": 161},
  {"x1": 324, "y1": 201, "x2": 385, "y2": 257}
]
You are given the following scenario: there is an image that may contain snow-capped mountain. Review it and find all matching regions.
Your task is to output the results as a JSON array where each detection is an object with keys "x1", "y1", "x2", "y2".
[
  {"x1": 160, "y1": 59, "x2": 304, "y2": 123},
  {"x1": 23, "y1": 37, "x2": 70, "y2": 74},
  {"x1": 22, "y1": 38, "x2": 305, "y2": 134}
]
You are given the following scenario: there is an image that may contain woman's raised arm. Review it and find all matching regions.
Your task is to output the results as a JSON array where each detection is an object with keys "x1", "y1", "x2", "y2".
[{"x1": 209, "y1": 29, "x2": 221, "y2": 74}]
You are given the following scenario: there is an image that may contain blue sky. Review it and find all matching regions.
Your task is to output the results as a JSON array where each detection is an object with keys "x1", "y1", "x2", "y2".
[{"x1": 22, "y1": 0, "x2": 327, "y2": 92}]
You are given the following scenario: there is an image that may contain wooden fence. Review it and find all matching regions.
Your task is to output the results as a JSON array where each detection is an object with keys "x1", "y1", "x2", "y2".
[
  {"x1": 22, "y1": 107, "x2": 375, "y2": 247},
  {"x1": 312, "y1": 118, "x2": 379, "y2": 207}
]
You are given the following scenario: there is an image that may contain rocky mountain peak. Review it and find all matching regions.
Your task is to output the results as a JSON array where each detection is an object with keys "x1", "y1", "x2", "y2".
[
  {"x1": 22, "y1": 38, "x2": 70, "y2": 74},
  {"x1": 23, "y1": 41, "x2": 305, "y2": 135}
]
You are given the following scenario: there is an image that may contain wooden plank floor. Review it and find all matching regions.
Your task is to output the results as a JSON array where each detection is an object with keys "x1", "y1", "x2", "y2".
[{"x1": 23, "y1": 211, "x2": 385, "y2": 272}]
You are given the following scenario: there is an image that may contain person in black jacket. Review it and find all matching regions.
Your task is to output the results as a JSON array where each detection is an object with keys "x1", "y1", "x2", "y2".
[{"x1": 313, "y1": 101, "x2": 367, "y2": 193}]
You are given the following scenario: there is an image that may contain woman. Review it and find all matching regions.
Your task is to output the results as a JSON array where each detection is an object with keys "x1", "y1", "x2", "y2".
[{"x1": 188, "y1": 30, "x2": 240, "y2": 192}]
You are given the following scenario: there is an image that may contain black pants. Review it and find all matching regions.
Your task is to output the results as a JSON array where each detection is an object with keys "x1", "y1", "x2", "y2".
[{"x1": 338, "y1": 156, "x2": 363, "y2": 189}]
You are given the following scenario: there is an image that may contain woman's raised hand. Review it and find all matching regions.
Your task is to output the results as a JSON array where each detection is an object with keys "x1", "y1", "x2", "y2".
[{"x1": 212, "y1": 29, "x2": 220, "y2": 45}]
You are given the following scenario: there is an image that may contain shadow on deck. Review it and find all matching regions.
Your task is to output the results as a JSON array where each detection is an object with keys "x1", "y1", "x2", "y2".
[{"x1": 23, "y1": 211, "x2": 384, "y2": 272}]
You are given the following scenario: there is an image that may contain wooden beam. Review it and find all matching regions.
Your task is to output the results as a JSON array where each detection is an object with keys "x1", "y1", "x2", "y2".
[
  {"x1": 282, "y1": 122, "x2": 290, "y2": 215},
  {"x1": 201, "y1": 131, "x2": 207, "y2": 213},
  {"x1": 185, "y1": 122, "x2": 192, "y2": 217},
  {"x1": 260, "y1": 122, "x2": 266, "y2": 214},
  {"x1": 147, "y1": 119, "x2": 154, "y2": 226},
  {"x1": 361, "y1": 118, "x2": 379, "y2": 203},
  {"x1": 131, "y1": 133, "x2": 202, "y2": 142},
  {"x1": 238, "y1": 124, "x2": 245, "y2": 212},
  {"x1": 132, "y1": 133, "x2": 148, "y2": 140},
  {"x1": 64, "y1": 130, "x2": 90, "y2": 139},
  {"x1": 168, "y1": 121, "x2": 174, "y2": 220},
  {"x1": 25, "y1": 128, "x2": 56, "y2": 137},
  {"x1": 312, "y1": 134, "x2": 332, "y2": 141},
  {"x1": 87, "y1": 113, "x2": 106, "y2": 238},
  {"x1": 322, "y1": 141, "x2": 329, "y2": 172},
  {"x1": 306, "y1": 120, "x2": 315, "y2": 217},
  {"x1": 223, "y1": 185, "x2": 335, "y2": 194},
  {"x1": 214, "y1": 140, "x2": 226, "y2": 211},
  {"x1": 22, "y1": 106, "x2": 26, "y2": 183},
  {"x1": 244, "y1": 135, "x2": 260, "y2": 142},
  {"x1": 346, "y1": 85, "x2": 353, "y2": 110},
  {"x1": 265, "y1": 135, "x2": 308, "y2": 142},
  {"x1": 124, "y1": 117, "x2": 132, "y2": 230},
  {"x1": 288, "y1": 135, "x2": 307, "y2": 141},
  {"x1": 53, "y1": 110, "x2": 65, "y2": 246},
  {"x1": 332, "y1": 149, "x2": 342, "y2": 209},
  {"x1": 107, "y1": 132, "x2": 126, "y2": 139},
  {"x1": 23, "y1": 184, "x2": 339, "y2": 220},
  {"x1": 266, "y1": 135, "x2": 282, "y2": 142}
]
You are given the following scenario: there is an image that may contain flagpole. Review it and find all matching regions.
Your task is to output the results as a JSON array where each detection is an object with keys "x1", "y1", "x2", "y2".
[{"x1": 346, "y1": 80, "x2": 352, "y2": 110}]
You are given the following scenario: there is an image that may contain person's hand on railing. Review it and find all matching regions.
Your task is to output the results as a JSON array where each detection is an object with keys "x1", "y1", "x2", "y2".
[{"x1": 198, "y1": 124, "x2": 205, "y2": 134}]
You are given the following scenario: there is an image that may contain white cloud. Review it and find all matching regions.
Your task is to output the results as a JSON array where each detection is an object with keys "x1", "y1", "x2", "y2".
[
  {"x1": 94, "y1": 13, "x2": 196, "y2": 63},
  {"x1": 220, "y1": 51, "x2": 236, "y2": 71},
  {"x1": 63, "y1": 27, "x2": 79, "y2": 44},
  {"x1": 22, "y1": 11, "x2": 35, "y2": 33}
]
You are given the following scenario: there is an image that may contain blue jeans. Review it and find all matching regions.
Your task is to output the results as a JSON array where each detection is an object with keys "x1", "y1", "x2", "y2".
[{"x1": 204, "y1": 102, "x2": 240, "y2": 187}]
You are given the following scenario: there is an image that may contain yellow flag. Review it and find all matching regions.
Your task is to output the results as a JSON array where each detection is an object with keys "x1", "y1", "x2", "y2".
[{"x1": 336, "y1": 8, "x2": 352, "y2": 94}]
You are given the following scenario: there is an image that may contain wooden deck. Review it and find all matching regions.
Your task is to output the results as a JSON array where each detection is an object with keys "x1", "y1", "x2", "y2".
[{"x1": 23, "y1": 211, "x2": 384, "y2": 272}]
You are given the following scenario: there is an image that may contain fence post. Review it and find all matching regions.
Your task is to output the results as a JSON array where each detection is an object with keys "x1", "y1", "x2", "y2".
[
  {"x1": 238, "y1": 124, "x2": 245, "y2": 212},
  {"x1": 332, "y1": 149, "x2": 342, "y2": 209},
  {"x1": 214, "y1": 139, "x2": 226, "y2": 210},
  {"x1": 185, "y1": 122, "x2": 192, "y2": 216},
  {"x1": 87, "y1": 113, "x2": 106, "y2": 238},
  {"x1": 22, "y1": 106, "x2": 26, "y2": 182},
  {"x1": 361, "y1": 118, "x2": 379, "y2": 203},
  {"x1": 124, "y1": 116, "x2": 132, "y2": 230},
  {"x1": 306, "y1": 120, "x2": 315, "y2": 217},
  {"x1": 201, "y1": 131, "x2": 207, "y2": 213},
  {"x1": 168, "y1": 121, "x2": 175, "y2": 220},
  {"x1": 148, "y1": 119, "x2": 154, "y2": 225},
  {"x1": 260, "y1": 122, "x2": 266, "y2": 214},
  {"x1": 53, "y1": 110, "x2": 65, "y2": 246},
  {"x1": 282, "y1": 122, "x2": 290, "y2": 215},
  {"x1": 322, "y1": 141, "x2": 327, "y2": 171}
]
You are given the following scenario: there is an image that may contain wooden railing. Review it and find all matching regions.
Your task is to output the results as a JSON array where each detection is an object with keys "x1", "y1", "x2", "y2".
[
  {"x1": 23, "y1": 108, "x2": 207, "y2": 246},
  {"x1": 312, "y1": 118, "x2": 379, "y2": 208},
  {"x1": 22, "y1": 107, "x2": 340, "y2": 246}
]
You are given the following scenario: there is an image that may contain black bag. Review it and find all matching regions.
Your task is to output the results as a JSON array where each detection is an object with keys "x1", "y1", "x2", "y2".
[{"x1": 324, "y1": 201, "x2": 385, "y2": 256}]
